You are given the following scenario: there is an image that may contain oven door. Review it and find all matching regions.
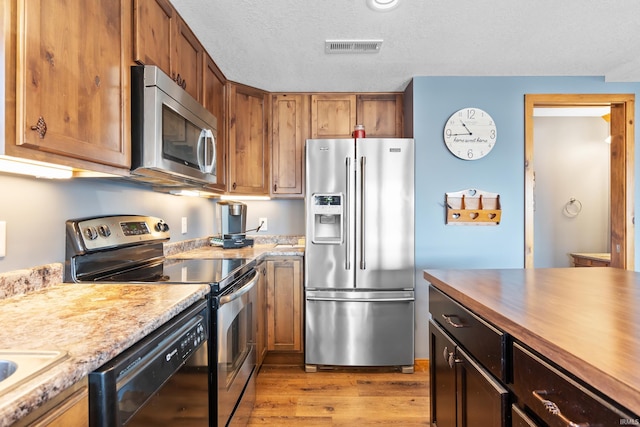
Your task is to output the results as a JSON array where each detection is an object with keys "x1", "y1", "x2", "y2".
[{"x1": 217, "y1": 270, "x2": 258, "y2": 427}]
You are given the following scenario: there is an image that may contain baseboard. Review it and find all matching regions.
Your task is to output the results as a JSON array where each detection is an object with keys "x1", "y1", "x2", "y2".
[{"x1": 414, "y1": 358, "x2": 429, "y2": 372}]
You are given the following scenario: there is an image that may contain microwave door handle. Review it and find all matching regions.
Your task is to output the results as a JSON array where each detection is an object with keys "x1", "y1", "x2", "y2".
[{"x1": 197, "y1": 129, "x2": 216, "y2": 174}]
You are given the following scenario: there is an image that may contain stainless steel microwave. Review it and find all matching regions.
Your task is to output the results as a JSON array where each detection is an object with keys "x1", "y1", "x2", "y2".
[{"x1": 131, "y1": 65, "x2": 217, "y2": 187}]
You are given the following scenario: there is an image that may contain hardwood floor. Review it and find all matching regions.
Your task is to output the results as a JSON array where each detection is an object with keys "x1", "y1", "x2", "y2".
[{"x1": 247, "y1": 362, "x2": 430, "y2": 426}]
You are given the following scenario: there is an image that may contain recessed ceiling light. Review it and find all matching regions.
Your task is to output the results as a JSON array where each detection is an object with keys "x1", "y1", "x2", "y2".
[{"x1": 366, "y1": 0, "x2": 399, "y2": 12}]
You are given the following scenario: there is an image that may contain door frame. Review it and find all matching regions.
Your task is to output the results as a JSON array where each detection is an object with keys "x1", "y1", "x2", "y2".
[{"x1": 524, "y1": 94, "x2": 635, "y2": 269}]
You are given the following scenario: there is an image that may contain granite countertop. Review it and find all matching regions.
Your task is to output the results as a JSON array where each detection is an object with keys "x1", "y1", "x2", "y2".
[
  {"x1": 168, "y1": 242, "x2": 305, "y2": 260},
  {"x1": 423, "y1": 267, "x2": 640, "y2": 416},
  {"x1": 0, "y1": 281, "x2": 209, "y2": 426}
]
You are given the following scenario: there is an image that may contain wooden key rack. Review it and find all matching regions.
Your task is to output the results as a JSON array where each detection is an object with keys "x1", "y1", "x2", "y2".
[{"x1": 445, "y1": 188, "x2": 501, "y2": 225}]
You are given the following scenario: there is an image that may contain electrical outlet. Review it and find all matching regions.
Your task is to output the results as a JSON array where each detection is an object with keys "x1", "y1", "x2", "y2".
[
  {"x1": 259, "y1": 217, "x2": 268, "y2": 232},
  {"x1": 0, "y1": 221, "x2": 5, "y2": 257},
  {"x1": 181, "y1": 217, "x2": 188, "y2": 234}
]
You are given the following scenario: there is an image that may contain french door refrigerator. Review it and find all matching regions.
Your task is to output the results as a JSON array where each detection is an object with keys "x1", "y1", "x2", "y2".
[{"x1": 304, "y1": 138, "x2": 415, "y2": 372}]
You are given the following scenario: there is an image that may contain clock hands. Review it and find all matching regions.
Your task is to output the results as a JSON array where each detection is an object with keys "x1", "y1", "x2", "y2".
[
  {"x1": 449, "y1": 120, "x2": 473, "y2": 136},
  {"x1": 459, "y1": 120, "x2": 473, "y2": 136}
]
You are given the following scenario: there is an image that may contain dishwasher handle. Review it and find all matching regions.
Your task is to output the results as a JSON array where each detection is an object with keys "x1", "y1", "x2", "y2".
[{"x1": 219, "y1": 270, "x2": 258, "y2": 305}]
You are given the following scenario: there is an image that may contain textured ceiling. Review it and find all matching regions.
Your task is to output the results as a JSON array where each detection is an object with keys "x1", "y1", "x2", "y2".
[{"x1": 171, "y1": 0, "x2": 640, "y2": 93}]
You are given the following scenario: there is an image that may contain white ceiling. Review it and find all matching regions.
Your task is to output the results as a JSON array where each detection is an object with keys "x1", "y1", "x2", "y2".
[{"x1": 171, "y1": 0, "x2": 640, "y2": 93}]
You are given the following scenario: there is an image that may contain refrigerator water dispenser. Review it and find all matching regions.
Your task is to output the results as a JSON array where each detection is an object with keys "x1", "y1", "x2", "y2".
[{"x1": 311, "y1": 194, "x2": 343, "y2": 244}]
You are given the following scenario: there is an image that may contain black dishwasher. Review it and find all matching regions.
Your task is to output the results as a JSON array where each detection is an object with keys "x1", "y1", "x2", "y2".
[{"x1": 89, "y1": 299, "x2": 209, "y2": 426}]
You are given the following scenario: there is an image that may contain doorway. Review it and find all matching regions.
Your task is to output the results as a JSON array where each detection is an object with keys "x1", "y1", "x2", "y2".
[{"x1": 524, "y1": 94, "x2": 635, "y2": 270}]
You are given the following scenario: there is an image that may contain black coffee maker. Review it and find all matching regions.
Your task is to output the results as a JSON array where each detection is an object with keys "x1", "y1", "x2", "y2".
[{"x1": 211, "y1": 200, "x2": 255, "y2": 248}]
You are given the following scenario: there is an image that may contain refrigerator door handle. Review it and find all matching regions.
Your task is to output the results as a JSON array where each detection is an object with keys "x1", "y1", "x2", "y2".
[
  {"x1": 345, "y1": 157, "x2": 351, "y2": 270},
  {"x1": 360, "y1": 156, "x2": 366, "y2": 270},
  {"x1": 306, "y1": 296, "x2": 414, "y2": 303}
]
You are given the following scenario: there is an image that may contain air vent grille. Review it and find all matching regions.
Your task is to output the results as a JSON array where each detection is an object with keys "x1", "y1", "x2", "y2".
[{"x1": 325, "y1": 40, "x2": 383, "y2": 54}]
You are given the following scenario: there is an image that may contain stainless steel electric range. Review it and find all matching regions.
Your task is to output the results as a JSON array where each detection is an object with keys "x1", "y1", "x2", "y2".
[{"x1": 65, "y1": 214, "x2": 257, "y2": 427}]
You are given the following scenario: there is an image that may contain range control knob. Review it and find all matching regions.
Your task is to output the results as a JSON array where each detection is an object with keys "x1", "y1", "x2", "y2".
[
  {"x1": 97, "y1": 224, "x2": 111, "y2": 237},
  {"x1": 155, "y1": 221, "x2": 169, "y2": 232},
  {"x1": 83, "y1": 226, "x2": 98, "y2": 241}
]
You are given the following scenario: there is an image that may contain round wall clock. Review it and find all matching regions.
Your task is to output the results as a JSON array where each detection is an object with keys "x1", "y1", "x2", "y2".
[{"x1": 443, "y1": 107, "x2": 497, "y2": 160}]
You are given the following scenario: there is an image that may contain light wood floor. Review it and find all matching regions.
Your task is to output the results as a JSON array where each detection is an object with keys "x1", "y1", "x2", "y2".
[{"x1": 247, "y1": 362, "x2": 430, "y2": 426}]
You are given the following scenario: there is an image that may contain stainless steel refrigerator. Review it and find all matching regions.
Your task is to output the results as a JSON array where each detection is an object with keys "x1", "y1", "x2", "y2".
[{"x1": 304, "y1": 138, "x2": 415, "y2": 372}]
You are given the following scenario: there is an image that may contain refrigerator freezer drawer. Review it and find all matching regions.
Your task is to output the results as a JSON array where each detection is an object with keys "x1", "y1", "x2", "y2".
[{"x1": 305, "y1": 292, "x2": 415, "y2": 367}]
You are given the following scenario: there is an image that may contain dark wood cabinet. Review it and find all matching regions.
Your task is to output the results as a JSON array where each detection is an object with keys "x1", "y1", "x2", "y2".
[
  {"x1": 511, "y1": 342, "x2": 635, "y2": 426},
  {"x1": 429, "y1": 319, "x2": 508, "y2": 427}
]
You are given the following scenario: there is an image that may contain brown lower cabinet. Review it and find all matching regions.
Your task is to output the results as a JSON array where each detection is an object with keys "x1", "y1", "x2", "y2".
[{"x1": 260, "y1": 257, "x2": 303, "y2": 366}]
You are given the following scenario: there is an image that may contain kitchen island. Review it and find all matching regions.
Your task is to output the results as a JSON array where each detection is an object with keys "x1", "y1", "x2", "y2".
[{"x1": 424, "y1": 267, "x2": 640, "y2": 422}]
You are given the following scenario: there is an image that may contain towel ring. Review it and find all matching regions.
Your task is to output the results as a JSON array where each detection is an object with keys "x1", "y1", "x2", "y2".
[{"x1": 563, "y1": 198, "x2": 582, "y2": 217}]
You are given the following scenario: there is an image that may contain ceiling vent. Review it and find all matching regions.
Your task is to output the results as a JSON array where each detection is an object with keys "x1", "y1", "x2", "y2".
[{"x1": 325, "y1": 40, "x2": 383, "y2": 54}]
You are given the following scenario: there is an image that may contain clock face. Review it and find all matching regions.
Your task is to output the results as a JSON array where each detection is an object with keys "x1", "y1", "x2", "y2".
[{"x1": 443, "y1": 108, "x2": 497, "y2": 160}]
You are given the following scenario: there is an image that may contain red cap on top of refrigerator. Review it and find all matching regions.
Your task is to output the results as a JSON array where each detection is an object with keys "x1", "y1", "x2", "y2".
[{"x1": 353, "y1": 125, "x2": 365, "y2": 138}]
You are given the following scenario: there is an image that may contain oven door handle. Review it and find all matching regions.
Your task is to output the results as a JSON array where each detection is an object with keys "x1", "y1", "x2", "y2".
[{"x1": 219, "y1": 271, "x2": 258, "y2": 305}]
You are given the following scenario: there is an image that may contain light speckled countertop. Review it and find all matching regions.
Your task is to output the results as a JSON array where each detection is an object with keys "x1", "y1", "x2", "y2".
[
  {"x1": 0, "y1": 239, "x2": 304, "y2": 426},
  {"x1": 0, "y1": 282, "x2": 209, "y2": 426},
  {"x1": 169, "y1": 243, "x2": 305, "y2": 260}
]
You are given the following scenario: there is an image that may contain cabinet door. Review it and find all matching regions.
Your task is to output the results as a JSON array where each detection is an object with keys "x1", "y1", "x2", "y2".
[
  {"x1": 266, "y1": 258, "x2": 302, "y2": 352},
  {"x1": 228, "y1": 83, "x2": 270, "y2": 194},
  {"x1": 31, "y1": 385, "x2": 88, "y2": 427},
  {"x1": 356, "y1": 94, "x2": 404, "y2": 138},
  {"x1": 311, "y1": 94, "x2": 356, "y2": 138},
  {"x1": 173, "y1": 16, "x2": 203, "y2": 102},
  {"x1": 271, "y1": 94, "x2": 309, "y2": 197},
  {"x1": 256, "y1": 262, "x2": 268, "y2": 368},
  {"x1": 203, "y1": 54, "x2": 227, "y2": 192},
  {"x1": 17, "y1": 0, "x2": 129, "y2": 168},
  {"x1": 455, "y1": 345, "x2": 508, "y2": 427},
  {"x1": 133, "y1": 0, "x2": 174, "y2": 76},
  {"x1": 429, "y1": 320, "x2": 457, "y2": 427}
]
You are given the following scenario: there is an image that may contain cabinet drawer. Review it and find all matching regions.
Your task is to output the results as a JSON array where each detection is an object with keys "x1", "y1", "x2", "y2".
[
  {"x1": 511, "y1": 404, "x2": 538, "y2": 427},
  {"x1": 429, "y1": 285, "x2": 505, "y2": 381},
  {"x1": 511, "y1": 342, "x2": 636, "y2": 426}
]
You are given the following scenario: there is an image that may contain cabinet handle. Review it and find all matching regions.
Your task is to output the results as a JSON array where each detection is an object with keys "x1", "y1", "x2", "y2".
[
  {"x1": 30, "y1": 116, "x2": 47, "y2": 139},
  {"x1": 232, "y1": 182, "x2": 237, "y2": 190},
  {"x1": 273, "y1": 184, "x2": 278, "y2": 192},
  {"x1": 442, "y1": 346, "x2": 458, "y2": 369},
  {"x1": 532, "y1": 390, "x2": 590, "y2": 427},
  {"x1": 441, "y1": 314, "x2": 466, "y2": 328},
  {"x1": 174, "y1": 73, "x2": 187, "y2": 90}
]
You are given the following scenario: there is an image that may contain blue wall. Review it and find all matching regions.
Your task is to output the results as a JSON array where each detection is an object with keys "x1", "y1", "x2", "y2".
[{"x1": 412, "y1": 76, "x2": 640, "y2": 358}]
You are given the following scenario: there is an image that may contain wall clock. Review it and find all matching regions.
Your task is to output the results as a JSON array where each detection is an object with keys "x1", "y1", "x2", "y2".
[{"x1": 443, "y1": 107, "x2": 497, "y2": 160}]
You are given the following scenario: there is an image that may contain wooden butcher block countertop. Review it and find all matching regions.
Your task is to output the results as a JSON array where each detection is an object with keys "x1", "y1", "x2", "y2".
[{"x1": 423, "y1": 267, "x2": 640, "y2": 416}]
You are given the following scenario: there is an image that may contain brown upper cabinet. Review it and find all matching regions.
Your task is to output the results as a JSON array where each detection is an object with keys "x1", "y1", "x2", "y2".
[
  {"x1": 271, "y1": 94, "x2": 310, "y2": 198},
  {"x1": 311, "y1": 93, "x2": 404, "y2": 139},
  {"x1": 6, "y1": 0, "x2": 131, "y2": 172},
  {"x1": 203, "y1": 54, "x2": 227, "y2": 192},
  {"x1": 227, "y1": 83, "x2": 270, "y2": 195},
  {"x1": 311, "y1": 94, "x2": 357, "y2": 138},
  {"x1": 133, "y1": 0, "x2": 203, "y2": 102},
  {"x1": 356, "y1": 94, "x2": 404, "y2": 138}
]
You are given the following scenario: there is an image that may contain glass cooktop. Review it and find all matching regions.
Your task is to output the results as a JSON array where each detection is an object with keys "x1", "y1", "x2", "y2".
[{"x1": 99, "y1": 258, "x2": 255, "y2": 293}]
